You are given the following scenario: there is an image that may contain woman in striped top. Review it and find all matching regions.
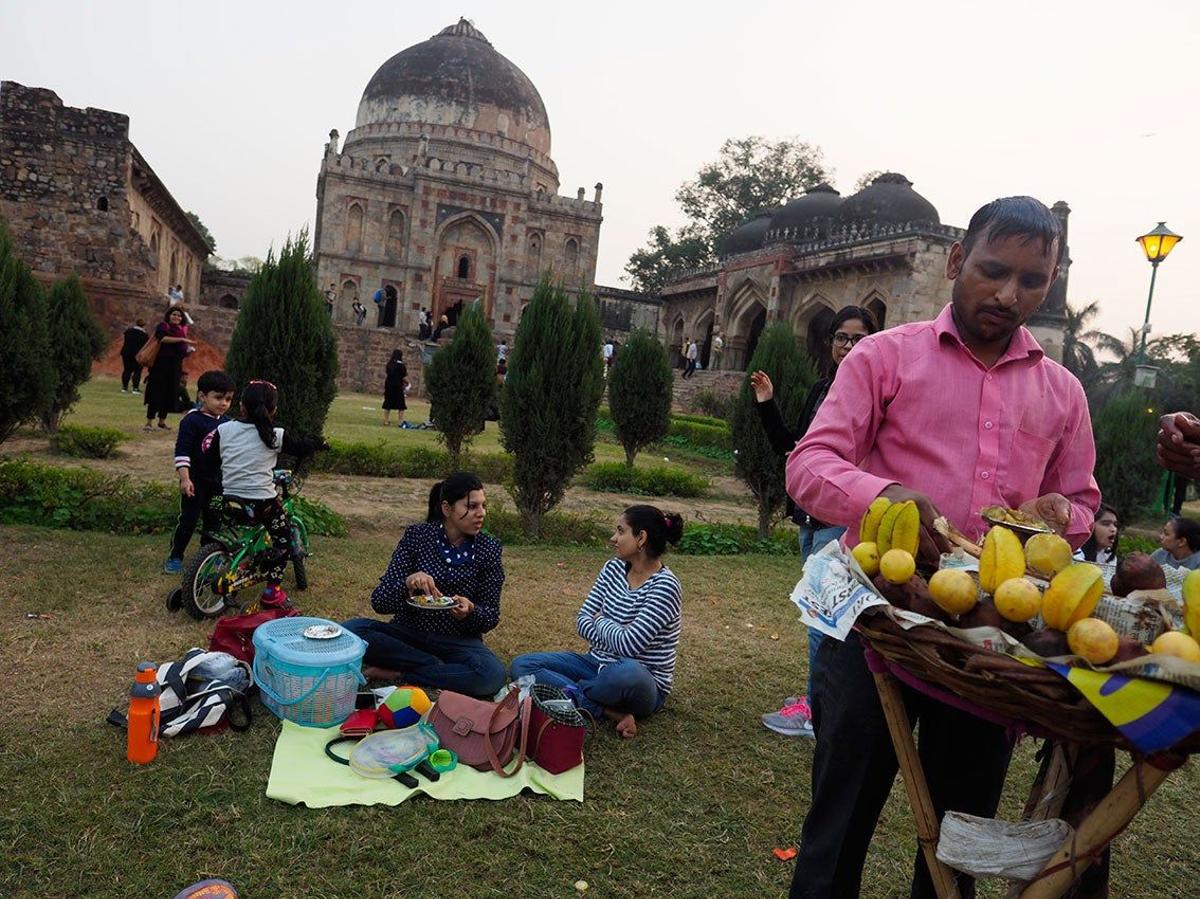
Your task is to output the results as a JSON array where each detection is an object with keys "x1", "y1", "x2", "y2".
[{"x1": 511, "y1": 505, "x2": 683, "y2": 739}]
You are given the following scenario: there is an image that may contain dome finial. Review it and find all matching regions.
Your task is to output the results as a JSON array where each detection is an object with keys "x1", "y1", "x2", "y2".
[{"x1": 435, "y1": 18, "x2": 491, "y2": 45}]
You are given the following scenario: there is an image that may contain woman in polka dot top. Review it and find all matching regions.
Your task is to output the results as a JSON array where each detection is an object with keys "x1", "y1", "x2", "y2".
[{"x1": 343, "y1": 472, "x2": 507, "y2": 697}]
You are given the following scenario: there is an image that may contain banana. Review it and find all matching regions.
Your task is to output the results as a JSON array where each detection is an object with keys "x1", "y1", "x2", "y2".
[
  {"x1": 876, "y1": 501, "x2": 905, "y2": 556},
  {"x1": 1183, "y1": 569, "x2": 1200, "y2": 637},
  {"x1": 978, "y1": 526, "x2": 1026, "y2": 594},
  {"x1": 887, "y1": 501, "x2": 920, "y2": 556},
  {"x1": 858, "y1": 497, "x2": 892, "y2": 545}
]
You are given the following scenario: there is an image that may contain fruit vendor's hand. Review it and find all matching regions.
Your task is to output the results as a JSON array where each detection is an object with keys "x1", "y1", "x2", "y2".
[
  {"x1": 880, "y1": 484, "x2": 952, "y2": 563},
  {"x1": 450, "y1": 596, "x2": 474, "y2": 620},
  {"x1": 406, "y1": 572, "x2": 442, "y2": 597},
  {"x1": 1019, "y1": 493, "x2": 1071, "y2": 535},
  {"x1": 749, "y1": 370, "x2": 774, "y2": 403},
  {"x1": 1158, "y1": 412, "x2": 1200, "y2": 478}
]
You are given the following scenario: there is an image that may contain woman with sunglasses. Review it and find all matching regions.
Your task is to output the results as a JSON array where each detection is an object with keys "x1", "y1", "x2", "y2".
[{"x1": 750, "y1": 304, "x2": 879, "y2": 738}]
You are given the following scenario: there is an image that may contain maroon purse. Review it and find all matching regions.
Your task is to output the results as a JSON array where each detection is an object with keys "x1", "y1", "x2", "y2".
[
  {"x1": 527, "y1": 684, "x2": 589, "y2": 774},
  {"x1": 428, "y1": 687, "x2": 531, "y2": 777},
  {"x1": 208, "y1": 607, "x2": 299, "y2": 665}
]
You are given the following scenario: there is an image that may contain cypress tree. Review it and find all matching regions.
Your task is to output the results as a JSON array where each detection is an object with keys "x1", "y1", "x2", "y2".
[
  {"x1": 425, "y1": 301, "x2": 496, "y2": 468},
  {"x1": 500, "y1": 279, "x2": 604, "y2": 536},
  {"x1": 1092, "y1": 391, "x2": 1162, "y2": 519},
  {"x1": 0, "y1": 221, "x2": 53, "y2": 445},
  {"x1": 730, "y1": 322, "x2": 816, "y2": 538},
  {"x1": 41, "y1": 274, "x2": 108, "y2": 433},
  {"x1": 225, "y1": 231, "x2": 338, "y2": 439},
  {"x1": 608, "y1": 328, "x2": 673, "y2": 467}
]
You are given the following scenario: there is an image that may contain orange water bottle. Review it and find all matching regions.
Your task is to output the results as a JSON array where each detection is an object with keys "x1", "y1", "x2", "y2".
[{"x1": 127, "y1": 662, "x2": 161, "y2": 764}]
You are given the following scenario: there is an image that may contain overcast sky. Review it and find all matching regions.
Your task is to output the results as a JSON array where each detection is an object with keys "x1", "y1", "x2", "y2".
[{"x1": 4, "y1": 0, "x2": 1198, "y2": 343}]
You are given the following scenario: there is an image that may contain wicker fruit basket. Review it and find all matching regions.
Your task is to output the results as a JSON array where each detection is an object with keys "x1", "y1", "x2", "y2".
[{"x1": 856, "y1": 610, "x2": 1200, "y2": 754}]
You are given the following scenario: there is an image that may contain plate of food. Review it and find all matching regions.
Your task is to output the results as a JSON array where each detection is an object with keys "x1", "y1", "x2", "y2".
[
  {"x1": 303, "y1": 624, "x2": 343, "y2": 640},
  {"x1": 407, "y1": 594, "x2": 457, "y2": 610},
  {"x1": 980, "y1": 505, "x2": 1054, "y2": 539}
]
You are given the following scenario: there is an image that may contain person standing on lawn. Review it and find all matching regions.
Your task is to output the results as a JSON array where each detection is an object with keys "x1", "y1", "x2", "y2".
[
  {"x1": 143, "y1": 306, "x2": 195, "y2": 431},
  {"x1": 785, "y1": 196, "x2": 1100, "y2": 899},
  {"x1": 343, "y1": 472, "x2": 507, "y2": 698},
  {"x1": 382, "y1": 349, "x2": 407, "y2": 426},
  {"x1": 163, "y1": 370, "x2": 234, "y2": 575},
  {"x1": 751, "y1": 304, "x2": 879, "y2": 738},
  {"x1": 510, "y1": 505, "x2": 683, "y2": 740},
  {"x1": 119, "y1": 318, "x2": 149, "y2": 393}
]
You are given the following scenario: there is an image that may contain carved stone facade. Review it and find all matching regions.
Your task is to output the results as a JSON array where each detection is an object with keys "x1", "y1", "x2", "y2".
[
  {"x1": 0, "y1": 81, "x2": 210, "y2": 318},
  {"x1": 313, "y1": 19, "x2": 603, "y2": 356},
  {"x1": 660, "y1": 175, "x2": 1070, "y2": 373}
]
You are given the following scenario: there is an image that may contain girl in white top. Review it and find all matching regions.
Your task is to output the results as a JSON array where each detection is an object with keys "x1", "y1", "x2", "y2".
[{"x1": 201, "y1": 380, "x2": 324, "y2": 607}]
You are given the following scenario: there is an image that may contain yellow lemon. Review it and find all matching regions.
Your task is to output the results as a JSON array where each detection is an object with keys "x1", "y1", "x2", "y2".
[
  {"x1": 879, "y1": 549, "x2": 916, "y2": 585},
  {"x1": 852, "y1": 542, "x2": 880, "y2": 577},
  {"x1": 1025, "y1": 533, "x2": 1073, "y2": 578},
  {"x1": 1150, "y1": 631, "x2": 1200, "y2": 663},
  {"x1": 928, "y1": 569, "x2": 978, "y2": 616},
  {"x1": 993, "y1": 577, "x2": 1042, "y2": 623},
  {"x1": 1067, "y1": 618, "x2": 1119, "y2": 665}
]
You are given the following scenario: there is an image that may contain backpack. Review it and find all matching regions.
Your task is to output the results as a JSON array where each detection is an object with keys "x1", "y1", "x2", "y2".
[{"x1": 108, "y1": 649, "x2": 253, "y2": 738}]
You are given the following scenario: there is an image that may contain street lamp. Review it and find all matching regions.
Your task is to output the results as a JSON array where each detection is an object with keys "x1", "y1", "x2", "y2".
[{"x1": 1134, "y1": 222, "x2": 1183, "y2": 366}]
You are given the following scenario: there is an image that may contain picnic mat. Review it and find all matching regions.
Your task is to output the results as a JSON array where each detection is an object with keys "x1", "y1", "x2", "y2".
[{"x1": 266, "y1": 720, "x2": 584, "y2": 807}]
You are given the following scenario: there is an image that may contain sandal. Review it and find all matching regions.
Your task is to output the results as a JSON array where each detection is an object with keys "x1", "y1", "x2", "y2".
[
  {"x1": 157, "y1": 421, "x2": 171, "y2": 430},
  {"x1": 142, "y1": 423, "x2": 153, "y2": 432}
]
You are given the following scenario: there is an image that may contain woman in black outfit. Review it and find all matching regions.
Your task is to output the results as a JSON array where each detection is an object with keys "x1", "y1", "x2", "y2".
[
  {"x1": 143, "y1": 306, "x2": 195, "y2": 431},
  {"x1": 383, "y1": 349, "x2": 407, "y2": 426},
  {"x1": 750, "y1": 304, "x2": 879, "y2": 738}
]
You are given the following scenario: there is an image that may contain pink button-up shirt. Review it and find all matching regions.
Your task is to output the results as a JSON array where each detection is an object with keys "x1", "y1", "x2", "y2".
[{"x1": 786, "y1": 304, "x2": 1100, "y2": 547}]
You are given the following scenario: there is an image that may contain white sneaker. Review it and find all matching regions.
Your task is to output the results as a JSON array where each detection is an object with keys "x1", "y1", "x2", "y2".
[{"x1": 761, "y1": 696, "x2": 815, "y2": 738}]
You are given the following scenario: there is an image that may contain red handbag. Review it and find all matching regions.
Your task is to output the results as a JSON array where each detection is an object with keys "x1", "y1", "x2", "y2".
[
  {"x1": 527, "y1": 684, "x2": 589, "y2": 774},
  {"x1": 208, "y1": 607, "x2": 299, "y2": 665}
]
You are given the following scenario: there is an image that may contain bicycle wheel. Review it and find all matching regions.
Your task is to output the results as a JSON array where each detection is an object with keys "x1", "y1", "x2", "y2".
[
  {"x1": 290, "y1": 522, "x2": 309, "y2": 591},
  {"x1": 183, "y1": 543, "x2": 234, "y2": 619}
]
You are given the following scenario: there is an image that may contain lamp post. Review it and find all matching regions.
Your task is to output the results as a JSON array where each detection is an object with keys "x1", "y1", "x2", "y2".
[{"x1": 1134, "y1": 222, "x2": 1183, "y2": 363}]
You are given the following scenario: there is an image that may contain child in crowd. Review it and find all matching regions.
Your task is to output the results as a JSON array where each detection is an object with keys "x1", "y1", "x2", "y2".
[
  {"x1": 164, "y1": 370, "x2": 234, "y2": 574},
  {"x1": 1152, "y1": 515, "x2": 1200, "y2": 570},
  {"x1": 511, "y1": 505, "x2": 684, "y2": 740},
  {"x1": 1074, "y1": 504, "x2": 1120, "y2": 564},
  {"x1": 200, "y1": 380, "x2": 325, "y2": 608}
]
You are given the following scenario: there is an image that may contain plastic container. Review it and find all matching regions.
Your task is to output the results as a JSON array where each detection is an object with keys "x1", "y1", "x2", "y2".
[
  {"x1": 127, "y1": 661, "x2": 161, "y2": 764},
  {"x1": 252, "y1": 616, "x2": 366, "y2": 727}
]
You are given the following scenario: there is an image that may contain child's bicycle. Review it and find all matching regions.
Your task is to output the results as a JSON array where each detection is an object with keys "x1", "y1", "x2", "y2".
[{"x1": 166, "y1": 469, "x2": 311, "y2": 619}]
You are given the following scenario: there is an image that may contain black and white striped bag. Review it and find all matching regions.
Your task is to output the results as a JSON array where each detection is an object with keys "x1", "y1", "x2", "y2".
[{"x1": 109, "y1": 648, "x2": 253, "y2": 738}]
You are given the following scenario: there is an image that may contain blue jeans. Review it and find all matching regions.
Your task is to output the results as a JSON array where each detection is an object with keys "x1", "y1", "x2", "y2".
[
  {"x1": 342, "y1": 618, "x2": 506, "y2": 698},
  {"x1": 510, "y1": 651, "x2": 665, "y2": 720},
  {"x1": 798, "y1": 524, "x2": 845, "y2": 701}
]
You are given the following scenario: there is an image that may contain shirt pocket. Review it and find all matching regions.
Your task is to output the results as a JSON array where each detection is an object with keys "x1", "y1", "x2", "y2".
[{"x1": 1008, "y1": 426, "x2": 1056, "y2": 501}]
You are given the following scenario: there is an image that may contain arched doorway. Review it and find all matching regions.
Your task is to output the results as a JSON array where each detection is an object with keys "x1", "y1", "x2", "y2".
[
  {"x1": 724, "y1": 283, "x2": 769, "y2": 370},
  {"x1": 435, "y1": 214, "x2": 496, "y2": 324},
  {"x1": 381, "y1": 284, "x2": 398, "y2": 328},
  {"x1": 744, "y1": 307, "x2": 767, "y2": 370},
  {"x1": 695, "y1": 309, "x2": 716, "y2": 369},
  {"x1": 670, "y1": 316, "x2": 685, "y2": 367},
  {"x1": 805, "y1": 306, "x2": 836, "y2": 371}
]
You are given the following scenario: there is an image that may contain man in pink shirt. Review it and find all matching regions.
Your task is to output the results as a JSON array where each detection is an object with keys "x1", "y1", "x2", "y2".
[{"x1": 785, "y1": 196, "x2": 1100, "y2": 898}]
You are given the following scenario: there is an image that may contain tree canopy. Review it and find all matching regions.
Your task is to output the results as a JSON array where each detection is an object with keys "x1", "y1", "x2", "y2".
[{"x1": 185, "y1": 211, "x2": 216, "y2": 254}]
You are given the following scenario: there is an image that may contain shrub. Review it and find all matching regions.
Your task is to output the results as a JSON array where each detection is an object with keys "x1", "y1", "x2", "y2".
[
  {"x1": 691, "y1": 389, "x2": 735, "y2": 421},
  {"x1": 483, "y1": 501, "x2": 608, "y2": 547},
  {"x1": 425, "y1": 303, "x2": 495, "y2": 467},
  {"x1": 676, "y1": 522, "x2": 799, "y2": 556},
  {"x1": 583, "y1": 461, "x2": 708, "y2": 497},
  {"x1": 1092, "y1": 391, "x2": 1163, "y2": 520},
  {"x1": 659, "y1": 433, "x2": 734, "y2": 462},
  {"x1": 1118, "y1": 533, "x2": 1159, "y2": 556},
  {"x1": 0, "y1": 221, "x2": 54, "y2": 444},
  {"x1": 312, "y1": 440, "x2": 512, "y2": 482},
  {"x1": 225, "y1": 231, "x2": 338, "y2": 440},
  {"x1": 41, "y1": 274, "x2": 107, "y2": 433},
  {"x1": 0, "y1": 459, "x2": 345, "y2": 536},
  {"x1": 608, "y1": 328, "x2": 673, "y2": 466},
  {"x1": 669, "y1": 419, "x2": 731, "y2": 450},
  {"x1": 52, "y1": 424, "x2": 125, "y2": 459},
  {"x1": 672, "y1": 412, "x2": 729, "y2": 428},
  {"x1": 730, "y1": 322, "x2": 816, "y2": 538},
  {"x1": 500, "y1": 279, "x2": 605, "y2": 536},
  {"x1": 291, "y1": 495, "x2": 348, "y2": 538}
]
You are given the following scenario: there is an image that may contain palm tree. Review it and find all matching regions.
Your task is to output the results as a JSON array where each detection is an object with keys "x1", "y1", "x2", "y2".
[
  {"x1": 1061, "y1": 301, "x2": 1105, "y2": 387},
  {"x1": 1090, "y1": 327, "x2": 1178, "y2": 406}
]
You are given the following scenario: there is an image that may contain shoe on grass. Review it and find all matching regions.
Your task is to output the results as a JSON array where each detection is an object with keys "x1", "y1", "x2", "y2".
[
  {"x1": 132, "y1": 388, "x2": 140, "y2": 394},
  {"x1": 163, "y1": 557, "x2": 183, "y2": 574},
  {"x1": 762, "y1": 696, "x2": 815, "y2": 738}
]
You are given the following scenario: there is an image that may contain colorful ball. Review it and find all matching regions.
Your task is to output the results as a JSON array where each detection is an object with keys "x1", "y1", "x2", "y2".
[{"x1": 378, "y1": 686, "x2": 432, "y2": 729}]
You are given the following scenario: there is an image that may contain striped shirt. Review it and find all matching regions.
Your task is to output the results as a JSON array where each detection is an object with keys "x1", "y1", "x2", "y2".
[{"x1": 576, "y1": 559, "x2": 682, "y2": 694}]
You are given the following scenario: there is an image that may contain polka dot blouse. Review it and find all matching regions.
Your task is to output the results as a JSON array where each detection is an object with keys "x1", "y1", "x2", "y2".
[{"x1": 370, "y1": 521, "x2": 505, "y2": 638}]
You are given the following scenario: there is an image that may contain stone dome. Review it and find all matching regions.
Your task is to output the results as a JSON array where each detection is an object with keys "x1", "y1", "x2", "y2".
[
  {"x1": 355, "y1": 19, "x2": 551, "y2": 156},
  {"x1": 768, "y1": 183, "x2": 843, "y2": 234},
  {"x1": 720, "y1": 210, "x2": 777, "y2": 257},
  {"x1": 839, "y1": 173, "x2": 939, "y2": 226}
]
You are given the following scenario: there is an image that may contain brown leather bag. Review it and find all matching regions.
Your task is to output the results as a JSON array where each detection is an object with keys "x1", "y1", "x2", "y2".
[
  {"x1": 428, "y1": 687, "x2": 531, "y2": 777},
  {"x1": 135, "y1": 334, "x2": 160, "y2": 368}
]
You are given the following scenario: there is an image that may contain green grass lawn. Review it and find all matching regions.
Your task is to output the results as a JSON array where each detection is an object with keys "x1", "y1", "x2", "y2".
[{"x1": 1, "y1": 526, "x2": 1197, "y2": 898}]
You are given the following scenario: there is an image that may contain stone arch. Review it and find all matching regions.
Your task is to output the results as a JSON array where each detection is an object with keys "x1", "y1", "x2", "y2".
[
  {"x1": 375, "y1": 157, "x2": 389, "y2": 173},
  {"x1": 563, "y1": 237, "x2": 579, "y2": 276},
  {"x1": 96, "y1": 196, "x2": 109, "y2": 212},
  {"x1": 434, "y1": 212, "x2": 498, "y2": 324},
  {"x1": 791, "y1": 291, "x2": 839, "y2": 370},
  {"x1": 219, "y1": 293, "x2": 239, "y2": 310},
  {"x1": 345, "y1": 202, "x2": 364, "y2": 255},
  {"x1": 169, "y1": 249, "x2": 178, "y2": 286},
  {"x1": 857, "y1": 287, "x2": 889, "y2": 329},
  {"x1": 387, "y1": 208, "x2": 405, "y2": 260},
  {"x1": 340, "y1": 278, "x2": 359, "y2": 306},
  {"x1": 526, "y1": 231, "x2": 543, "y2": 280},
  {"x1": 457, "y1": 254, "x2": 472, "y2": 279},
  {"x1": 726, "y1": 283, "x2": 770, "y2": 371},
  {"x1": 670, "y1": 315, "x2": 686, "y2": 366},
  {"x1": 149, "y1": 229, "x2": 160, "y2": 263},
  {"x1": 694, "y1": 308, "x2": 716, "y2": 370}
]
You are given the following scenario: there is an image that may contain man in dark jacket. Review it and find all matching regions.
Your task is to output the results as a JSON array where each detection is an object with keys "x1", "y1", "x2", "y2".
[{"x1": 120, "y1": 319, "x2": 149, "y2": 393}]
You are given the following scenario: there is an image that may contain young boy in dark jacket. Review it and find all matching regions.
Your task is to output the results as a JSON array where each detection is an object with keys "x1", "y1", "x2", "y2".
[{"x1": 164, "y1": 370, "x2": 234, "y2": 573}]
